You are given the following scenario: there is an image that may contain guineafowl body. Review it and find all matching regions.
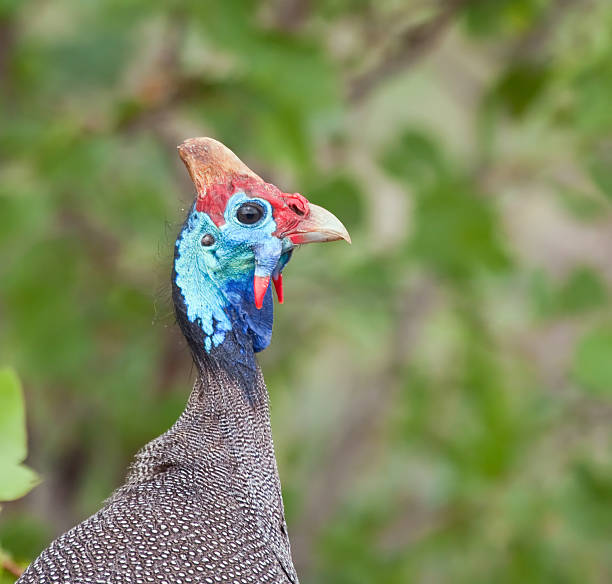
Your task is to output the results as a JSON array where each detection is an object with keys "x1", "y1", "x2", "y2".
[{"x1": 18, "y1": 138, "x2": 350, "y2": 584}]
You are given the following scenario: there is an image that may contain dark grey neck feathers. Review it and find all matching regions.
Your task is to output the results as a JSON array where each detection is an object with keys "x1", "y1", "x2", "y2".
[
  {"x1": 171, "y1": 264, "x2": 265, "y2": 403},
  {"x1": 18, "y1": 362, "x2": 299, "y2": 583}
]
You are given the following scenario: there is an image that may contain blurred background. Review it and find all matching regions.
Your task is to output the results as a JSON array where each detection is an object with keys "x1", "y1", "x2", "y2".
[{"x1": 1, "y1": 0, "x2": 612, "y2": 582}]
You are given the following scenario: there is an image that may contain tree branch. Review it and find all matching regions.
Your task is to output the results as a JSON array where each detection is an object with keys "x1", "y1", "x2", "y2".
[
  {"x1": 1, "y1": 554, "x2": 24, "y2": 578},
  {"x1": 348, "y1": 0, "x2": 473, "y2": 103}
]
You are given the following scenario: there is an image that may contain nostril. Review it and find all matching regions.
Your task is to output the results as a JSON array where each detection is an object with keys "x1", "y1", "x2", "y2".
[
  {"x1": 289, "y1": 202, "x2": 306, "y2": 216},
  {"x1": 201, "y1": 234, "x2": 215, "y2": 247}
]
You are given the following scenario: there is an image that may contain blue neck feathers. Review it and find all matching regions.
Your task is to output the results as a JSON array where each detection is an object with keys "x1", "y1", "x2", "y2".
[{"x1": 172, "y1": 200, "x2": 288, "y2": 394}]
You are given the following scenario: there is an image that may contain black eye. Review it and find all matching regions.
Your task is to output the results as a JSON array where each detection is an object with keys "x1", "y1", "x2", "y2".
[{"x1": 236, "y1": 203, "x2": 264, "y2": 225}]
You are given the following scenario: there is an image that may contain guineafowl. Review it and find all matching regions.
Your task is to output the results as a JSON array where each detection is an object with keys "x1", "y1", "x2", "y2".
[{"x1": 18, "y1": 138, "x2": 350, "y2": 584}]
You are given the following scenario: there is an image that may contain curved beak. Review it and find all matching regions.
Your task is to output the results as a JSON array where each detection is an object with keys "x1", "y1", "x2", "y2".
[
  {"x1": 254, "y1": 203, "x2": 351, "y2": 309},
  {"x1": 286, "y1": 204, "x2": 351, "y2": 245}
]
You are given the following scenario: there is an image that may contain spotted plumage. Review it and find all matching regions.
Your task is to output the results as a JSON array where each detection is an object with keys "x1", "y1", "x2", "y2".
[{"x1": 18, "y1": 138, "x2": 350, "y2": 584}]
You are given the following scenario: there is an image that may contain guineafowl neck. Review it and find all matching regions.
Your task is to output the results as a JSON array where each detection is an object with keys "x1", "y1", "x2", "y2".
[
  {"x1": 125, "y1": 359, "x2": 284, "y2": 508},
  {"x1": 191, "y1": 361, "x2": 276, "y2": 445},
  {"x1": 178, "y1": 361, "x2": 279, "y2": 473}
]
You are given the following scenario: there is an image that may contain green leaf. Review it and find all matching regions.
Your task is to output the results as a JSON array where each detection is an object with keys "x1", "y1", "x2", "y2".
[
  {"x1": 567, "y1": 461, "x2": 612, "y2": 537},
  {"x1": 381, "y1": 130, "x2": 448, "y2": 190},
  {"x1": 532, "y1": 267, "x2": 608, "y2": 317},
  {"x1": 0, "y1": 0, "x2": 21, "y2": 19},
  {"x1": 588, "y1": 152, "x2": 612, "y2": 200},
  {"x1": 463, "y1": 0, "x2": 547, "y2": 37},
  {"x1": 410, "y1": 181, "x2": 511, "y2": 279},
  {"x1": 0, "y1": 369, "x2": 27, "y2": 463},
  {"x1": 492, "y1": 62, "x2": 550, "y2": 118},
  {"x1": 572, "y1": 57, "x2": 612, "y2": 136},
  {"x1": 573, "y1": 327, "x2": 612, "y2": 395},
  {"x1": 0, "y1": 368, "x2": 40, "y2": 502},
  {"x1": 0, "y1": 464, "x2": 39, "y2": 503},
  {"x1": 556, "y1": 268, "x2": 608, "y2": 314}
]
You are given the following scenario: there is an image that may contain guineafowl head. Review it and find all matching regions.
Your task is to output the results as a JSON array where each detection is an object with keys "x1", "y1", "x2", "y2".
[{"x1": 172, "y1": 138, "x2": 350, "y2": 387}]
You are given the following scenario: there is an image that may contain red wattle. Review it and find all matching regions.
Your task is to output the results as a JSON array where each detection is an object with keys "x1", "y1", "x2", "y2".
[
  {"x1": 272, "y1": 273, "x2": 284, "y2": 304},
  {"x1": 253, "y1": 275, "x2": 270, "y2": 310}
]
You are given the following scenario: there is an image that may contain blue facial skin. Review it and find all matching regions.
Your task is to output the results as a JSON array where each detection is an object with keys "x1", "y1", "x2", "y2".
[{"x1": 174, "y1": 192, "x2": 292, "y2": 366}]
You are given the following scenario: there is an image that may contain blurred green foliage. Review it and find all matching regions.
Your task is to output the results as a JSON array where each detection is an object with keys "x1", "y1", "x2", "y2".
[
  {"x1": 0, "y1": 369, "x2": 38, "y2": 502},
  {"x1": 0, "y1": 368, "x2": 38, "y2": 581},
  {"x1": 1, "y1": 0, "x2": 612, "y2": 582}
]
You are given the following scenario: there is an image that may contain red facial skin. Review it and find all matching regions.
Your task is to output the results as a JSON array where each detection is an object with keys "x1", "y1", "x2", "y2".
[
  {"x1": 196, "y1": 176, "x2": 309, "y2": 239},
  {"x1": 196, "y1": 176, "x2": 306, "y2": 310}
]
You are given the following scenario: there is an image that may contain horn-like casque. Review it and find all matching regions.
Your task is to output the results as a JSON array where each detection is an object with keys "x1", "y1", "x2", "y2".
[{"x1": 177, "y1": 137, "x2": 263, "y2": 198}]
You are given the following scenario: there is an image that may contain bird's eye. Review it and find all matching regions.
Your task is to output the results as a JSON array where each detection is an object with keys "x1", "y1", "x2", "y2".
[{"x1": 236, "y1": 203, "x2": 264, "y2": 225}]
